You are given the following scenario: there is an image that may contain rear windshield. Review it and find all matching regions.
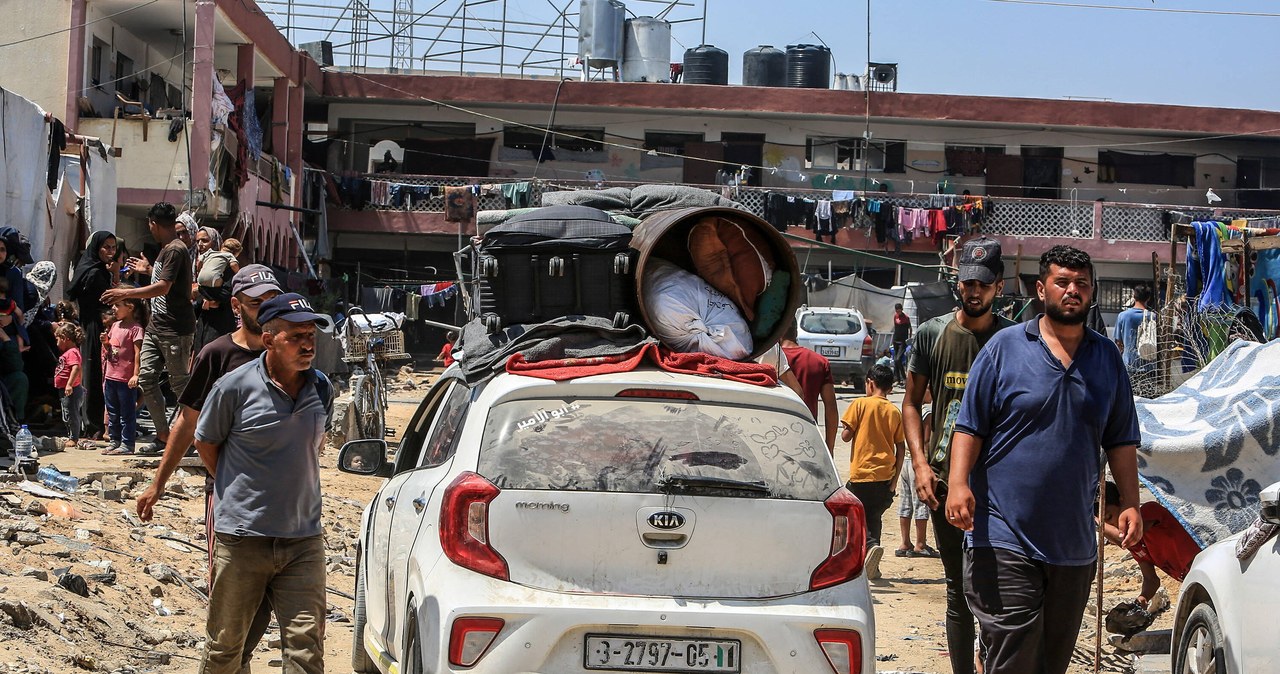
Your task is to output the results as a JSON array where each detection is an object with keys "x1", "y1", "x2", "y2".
[
  {"x1": 800, "y1": 313, "x2": 862, "y2": 335},
  {"x1": 477, "y1": 397, "x2": 839, "y2": 500}
]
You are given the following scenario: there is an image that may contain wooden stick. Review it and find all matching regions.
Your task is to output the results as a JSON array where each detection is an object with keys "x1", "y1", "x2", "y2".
[{"x1": 1095, "y1": 464, "x2": 1106, "y2": 674}]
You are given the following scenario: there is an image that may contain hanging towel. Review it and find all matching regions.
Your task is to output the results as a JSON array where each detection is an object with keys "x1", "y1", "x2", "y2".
[{"x1": 445, "y1": 185, "x2": 477, "y2": 222}]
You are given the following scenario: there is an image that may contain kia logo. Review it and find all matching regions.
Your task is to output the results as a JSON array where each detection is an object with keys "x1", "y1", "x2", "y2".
[{"x1": 647, "y1": 512, "x2": 685, "y2": 530}]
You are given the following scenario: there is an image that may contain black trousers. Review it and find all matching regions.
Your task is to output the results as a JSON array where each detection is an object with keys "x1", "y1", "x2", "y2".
[
  {"x1": 964, "y1": 547, "x2": 1094, "y2": 674},
  {"x1": 847, "y1": 479, "x2": 894, "y2": 549},
  {"x1": 929, "y1": 482, "x2": 978, "y2": 674}
]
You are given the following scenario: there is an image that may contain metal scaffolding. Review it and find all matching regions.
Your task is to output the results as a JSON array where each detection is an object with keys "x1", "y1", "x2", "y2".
[{"x1": 258, "y1": 0, "x2": 705, "y2": 78}]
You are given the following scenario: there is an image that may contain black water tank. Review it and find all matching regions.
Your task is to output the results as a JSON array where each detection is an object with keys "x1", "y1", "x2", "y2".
[
  {"x1": 743, "y1": 45, "x2": 785, "y2": 87},
  {"x1": 683, "y1": 45, "x2": 729, "y2": 85},
  {"x1": 785, "y1": 44, "x2": 832, "y2": 89}
]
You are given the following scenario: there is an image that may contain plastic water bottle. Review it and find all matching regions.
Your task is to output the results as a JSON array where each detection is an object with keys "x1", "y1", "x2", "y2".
[
  {"x1": 36, "y1": 465, "x2": 78, "y2": 494},
  {"x1": 14, "y1": 425, "x2": 34, "y2": 465}
]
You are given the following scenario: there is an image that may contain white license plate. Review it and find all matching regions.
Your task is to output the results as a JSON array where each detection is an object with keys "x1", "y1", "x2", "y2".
[
  {"x1": 818, "y1": 345, "x2": 841, "y2": 357},
  {"x1": 584, "y1": 635, "x2": 741, "y2": 672}
]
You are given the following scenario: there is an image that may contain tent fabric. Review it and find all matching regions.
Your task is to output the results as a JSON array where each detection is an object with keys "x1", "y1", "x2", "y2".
[
  {"x1": 1, "y1": 88, "x2": 51, "y2": 241},
  {"x1": 1135, "y1": 338, "x2": 1280, "y2": 547},
  {"x1": 805, "y1": 276, "x2": 956, "y2": 334}
]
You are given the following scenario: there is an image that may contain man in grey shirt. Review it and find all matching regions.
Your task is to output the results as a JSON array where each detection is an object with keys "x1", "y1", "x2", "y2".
[{"x1": 195, "y1": 293, "x2": 333, "y2": 674}]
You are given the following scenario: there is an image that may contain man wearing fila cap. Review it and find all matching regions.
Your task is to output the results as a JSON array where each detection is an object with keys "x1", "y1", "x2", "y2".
[
  {"x1": 901, "y1": 236, "x2": 1014, "y2": 674},
  {"x1": 195, "y1": 292, "x2": 334, "y2": 674},
  {"x1": 137, "y1": 265, "x2": 284, "y2": 673}
]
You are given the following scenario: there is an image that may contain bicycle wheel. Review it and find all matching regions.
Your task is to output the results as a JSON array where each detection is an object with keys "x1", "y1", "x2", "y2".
[{"x1": 350, "y1": 373, "x2": 385, "y2": 440}]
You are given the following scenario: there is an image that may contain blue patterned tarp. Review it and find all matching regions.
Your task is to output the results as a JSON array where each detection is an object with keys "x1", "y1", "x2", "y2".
[{"x1": 1136, "y1": 338, "x2": 1280, "y2": 547}]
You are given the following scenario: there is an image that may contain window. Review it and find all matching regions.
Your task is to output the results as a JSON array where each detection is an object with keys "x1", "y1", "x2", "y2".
[
  {"x1": 477, "y1": 397, "x2": 838, "y2": 499},
  {"x1": 90, "y1": 39, "x2": 107, "y2": 87},
  {"x1": 114, "y1": 52, "x2": 134, "y2": 94},
  {"x1": 805, "y1": 137, "x2": 905, "y2": 173},
  {"x1": 503, "y1": 126, "x2": 605, "y2": 153},
  {"x1": 418, "y1": 383, "x2": 470, "y2": 468},
  {"x1": 642, "y1": 131, "x2": 703, "y2": 169},
  {"x1": 945, "y1": 144, "x2": 1005, "y2": 177},
  {"x1": 392, "y1": 379, "x2": 471, "y2": 474},
  {"x1": 1097, "y1": 150, "x2": 1195, "y2": 186}
]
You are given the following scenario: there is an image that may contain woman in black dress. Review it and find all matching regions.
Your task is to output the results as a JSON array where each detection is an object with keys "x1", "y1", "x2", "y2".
[{"x1": 66, "y1": 231, "x2": 118, "y2": 439}]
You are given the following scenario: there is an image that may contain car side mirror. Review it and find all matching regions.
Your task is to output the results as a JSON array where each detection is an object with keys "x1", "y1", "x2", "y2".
[
  {"x1": 1261, "y1": 482, "x2": 1280, "y2": 525},
  {"x1": 338, "y1": 439, "x2": 389, "y2": 477}
]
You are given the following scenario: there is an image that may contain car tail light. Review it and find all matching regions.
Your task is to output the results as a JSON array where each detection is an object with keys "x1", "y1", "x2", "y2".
[
  {"x1": 440, "y1": 472, "x2": 509, "y2": 580},
  {"x1": 449, "y1": 617, "x2": 504, "y2": 667},
  {"x1": 810, "y1": 488, "x2": 867, "y2": 590},
  {"x1": 616, "y1": 388, "x2": 700, "y2": 400},
  {"x1": 860, "y1": 335, "x2": 874, "y2": 359},
  {"x1": 814, "y1": 629, "x2": 862, "y2": 674}
]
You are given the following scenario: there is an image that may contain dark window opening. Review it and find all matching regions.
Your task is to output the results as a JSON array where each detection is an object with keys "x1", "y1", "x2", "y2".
[
  {"x1": 642, "y1": 131, "x2": 703, "y2": 170},
  {"x1": 504, "y1": 126, "x2": 605, "y2": 154},
  {"x1": 945, "y1": 145, "x2": 1005, "y2": 177},
  {"x1": 805, "y1": 138, "x2": 905, "y2": 173},
  {"x1": 1098, "y1": 150, "x2": 1195, "y2": 187}
]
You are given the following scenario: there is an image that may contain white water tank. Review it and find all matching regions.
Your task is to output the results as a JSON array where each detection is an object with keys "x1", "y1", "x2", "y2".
[
  {"x1": 578, "y1": 0, "x2": 625, "y2": 69},
  {"x1": 621, "y1": 17, "x2": 671, "y2": 82}
]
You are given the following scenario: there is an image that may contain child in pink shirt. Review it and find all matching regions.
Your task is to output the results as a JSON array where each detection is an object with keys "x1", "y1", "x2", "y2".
[
  {"x1": 101, "y1": 299, "x2": 146, "y2": 455},
  {"x1": 54, "y1": 323, "x2": 85, "y2": 450}
]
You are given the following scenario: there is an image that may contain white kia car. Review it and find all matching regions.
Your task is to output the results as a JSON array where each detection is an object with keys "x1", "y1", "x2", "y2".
[
  {"x1": 340, "y1": 366, "x2": 875, "y2": 674},
  {"x1": 794, "y1": 307, "x2": 875, "y2": 389},
  {"x1": 1171, "y1": 481, "x2": 1280, "y2": 674}
]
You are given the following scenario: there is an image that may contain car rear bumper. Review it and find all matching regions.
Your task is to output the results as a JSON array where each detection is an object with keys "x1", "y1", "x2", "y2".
[
  {"x1": 828, "y1": 359, "x2": 871, "y2": 380},
  {"x1": 396, "y1": 571, "x2": 875, "y2": 674}
]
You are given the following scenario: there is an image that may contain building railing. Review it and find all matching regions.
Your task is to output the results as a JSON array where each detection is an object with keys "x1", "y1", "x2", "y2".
[{"x1": 348, "y1": 174, "x2": 1280, "y2": 244}]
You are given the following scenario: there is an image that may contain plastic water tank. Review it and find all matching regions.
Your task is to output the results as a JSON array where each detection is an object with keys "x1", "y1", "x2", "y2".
[
  {"x1": 743, "y1": 45, "x2": 785, "y2": 87},
  {"x1": 622, "y1": 17, "x2": 672, "y2": 82},
  {"x1": 682, "y1": 45, "x2": 729, "y2": 85},
  {"x1": 785, "y1": 44, "x2": 832, "y2": 89}
]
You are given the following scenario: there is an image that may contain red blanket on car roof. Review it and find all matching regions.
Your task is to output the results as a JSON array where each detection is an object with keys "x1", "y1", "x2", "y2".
[{"x1": 505, "y1": 343, "x2": 778, "y2": 387}]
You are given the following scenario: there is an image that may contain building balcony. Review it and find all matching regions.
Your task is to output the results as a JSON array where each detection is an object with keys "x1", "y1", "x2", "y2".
[{"x1": 326, "y1": 174, "x2": 1280, "y2": 270}]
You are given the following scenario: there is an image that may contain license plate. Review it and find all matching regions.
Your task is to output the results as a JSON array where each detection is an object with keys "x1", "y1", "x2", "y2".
[
  {"x1": 818, "y1": 345, "x2": 841, "y2": 357},
  {"x1": 584, "y1": 635, "x2": 741, "y2": 672}
]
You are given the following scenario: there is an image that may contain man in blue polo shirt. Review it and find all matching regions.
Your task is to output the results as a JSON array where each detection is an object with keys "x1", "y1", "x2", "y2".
[
  {"x1": 945, "y1": 245, "x2": 1143, "y2": 674},
  {"x1": 195, "y1": 293, "x2": 333, "y2": 674}
]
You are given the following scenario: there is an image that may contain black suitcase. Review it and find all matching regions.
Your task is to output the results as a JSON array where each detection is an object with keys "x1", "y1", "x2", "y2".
[{"x1": 476, "y1": 206, "x2": 637, "y2": 332}]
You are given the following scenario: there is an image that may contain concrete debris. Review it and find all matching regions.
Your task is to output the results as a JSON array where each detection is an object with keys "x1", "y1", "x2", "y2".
[{"x1": 19, "y1": 568, "x2": 47, "y2": 582}]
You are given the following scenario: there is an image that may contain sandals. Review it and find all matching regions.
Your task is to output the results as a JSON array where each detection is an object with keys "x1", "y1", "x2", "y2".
[
  {"x1": 911, "y1": 545, "x2": 941, "y2": 558},
  {"x1": 102, "y1": 446, "x2": 134, "y2": 456},
  {"x1": 894, "y1": 547, "x2": 912, "y2": 558}
]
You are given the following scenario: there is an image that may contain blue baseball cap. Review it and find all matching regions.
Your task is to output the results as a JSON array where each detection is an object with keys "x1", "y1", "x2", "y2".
[{"x1": 257, "y1": 293, "x2": 333, "y2": 332}]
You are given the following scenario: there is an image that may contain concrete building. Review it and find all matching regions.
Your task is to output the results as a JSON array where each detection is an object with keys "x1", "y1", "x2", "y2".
[
  {"x1": 7, "y1": 0, "x2": 1280, "y2": 320},
  {"x1": 1, "y1": 0, "x2": 321, "y2": 266}
]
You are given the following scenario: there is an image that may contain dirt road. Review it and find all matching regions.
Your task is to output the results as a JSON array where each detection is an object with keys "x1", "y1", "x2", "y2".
[{"x1": 0, "y1": 377, "x2": 1170, "y2": 673}]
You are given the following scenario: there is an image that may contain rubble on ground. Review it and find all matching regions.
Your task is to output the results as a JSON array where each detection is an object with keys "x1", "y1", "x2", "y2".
[{"x1": 0, "y1": 439, "x2": 369, "y2": 673}]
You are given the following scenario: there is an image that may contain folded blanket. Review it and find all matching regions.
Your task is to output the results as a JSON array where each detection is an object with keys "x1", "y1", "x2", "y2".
[{"x1": 505, "y1": 341, "x2": 778, "y2": 388}]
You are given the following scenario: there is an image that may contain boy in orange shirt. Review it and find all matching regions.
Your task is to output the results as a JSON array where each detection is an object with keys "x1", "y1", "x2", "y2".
[{"x1": 841, "y1": 363, "x2": 906, "y2": 580}]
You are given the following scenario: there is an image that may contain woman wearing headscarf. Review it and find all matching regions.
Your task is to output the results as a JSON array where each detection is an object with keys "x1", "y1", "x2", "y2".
[
  {"x1": 191, "y1": 225, "x2": 236, "y2": 354},
  {"x1": 66, "y1": 230, "x2": 118, "y2": 439}
]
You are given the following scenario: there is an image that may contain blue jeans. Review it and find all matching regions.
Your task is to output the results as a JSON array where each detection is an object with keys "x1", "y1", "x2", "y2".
[
  {"x1": 60, "y1": 385, "x2": 84, "y2": 442},
  {"x1": 104, "y1": 379, "x2": 140, "y2": 449}
]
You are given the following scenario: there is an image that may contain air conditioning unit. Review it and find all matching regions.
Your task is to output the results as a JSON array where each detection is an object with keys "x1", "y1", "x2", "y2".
[
  {"x1": 300, "y1": 41, "x2": 335, "y2": 68},
  {"x1": 867, "y1": 62, "x2": 898, "y2": 92}
]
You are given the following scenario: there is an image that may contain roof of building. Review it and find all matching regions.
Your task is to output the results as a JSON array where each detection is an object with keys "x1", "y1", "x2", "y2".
[{"x1": 323, "y1": 71, "x2": 1280, "y2": 138}]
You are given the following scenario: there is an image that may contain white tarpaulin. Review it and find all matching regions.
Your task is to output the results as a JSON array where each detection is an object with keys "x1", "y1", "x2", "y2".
[
  {"x1": 0, "y1": 87, "x2": 51, "y2": 240},
  {"x1": 1136, "y1": 338, "x2": 1280, "y2": 547}
]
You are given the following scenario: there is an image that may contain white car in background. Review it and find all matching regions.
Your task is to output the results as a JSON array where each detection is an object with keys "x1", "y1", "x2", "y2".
[
  {"x1": 1171, "y1": 481, "x2": 1280, "y2": 674},
  {"x1": 340, "y1": 367, "x2": 875, "y2": 674},
  {"x1": 795, "y1": 307, "x2": 876, "y2": 389}
]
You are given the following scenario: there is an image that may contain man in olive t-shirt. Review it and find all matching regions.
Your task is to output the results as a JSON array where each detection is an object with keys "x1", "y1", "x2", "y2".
[
  {"x1": 102, "y1": 202, "x2": 195, "y2": 454},
  {"x1": 901, "y1": 237, "x2": 1014, "y2": 674}
]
